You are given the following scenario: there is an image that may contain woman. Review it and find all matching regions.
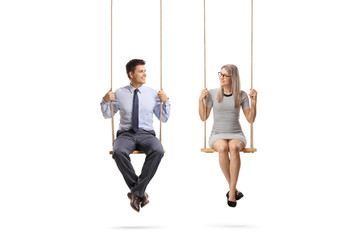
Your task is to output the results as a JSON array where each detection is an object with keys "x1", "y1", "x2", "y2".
[{"x1": 199, "y1": 64, "x2": 257, "y2": 207}]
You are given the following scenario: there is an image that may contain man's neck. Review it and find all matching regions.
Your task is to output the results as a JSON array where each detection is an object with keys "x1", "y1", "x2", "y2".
[{"x1": 130, "y1": 83, "x2": 143, "y2": 89}]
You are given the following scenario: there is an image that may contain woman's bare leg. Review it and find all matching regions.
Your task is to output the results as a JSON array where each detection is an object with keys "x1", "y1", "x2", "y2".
[
  {"x1": 228, "y1": 139, "x2": 245, "y2": 201},
  {"x1": 212, "y1": 139, "x2": 230, "y2": 185}
]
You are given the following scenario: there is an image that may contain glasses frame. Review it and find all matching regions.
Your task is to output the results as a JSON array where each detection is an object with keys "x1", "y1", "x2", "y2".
[{"x1": 218, "y1": 72, "x2": 231, "y2": 78}]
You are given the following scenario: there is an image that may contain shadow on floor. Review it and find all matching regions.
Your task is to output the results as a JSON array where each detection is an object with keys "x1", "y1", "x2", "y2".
[
  {"x1": 207, "y1": 224, "x2": 257, "y2": 229},
  {"x1": 110, "y1": 226, "x2": 164, "y2": 230}
]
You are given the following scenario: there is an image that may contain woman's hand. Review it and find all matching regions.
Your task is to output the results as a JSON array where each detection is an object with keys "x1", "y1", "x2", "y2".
[
  {"x1": 244, "y1": 89, "x2": 257, "y2": 123},
  {"x1": 249, "y1": 89, "x2": 257, "y2": 100},
  {"x1": 199, "y1": 88, "x2": 211, "y2": 121},
  {"x1": 199, "y1": 88, "x2": 209, "y2": 101}
]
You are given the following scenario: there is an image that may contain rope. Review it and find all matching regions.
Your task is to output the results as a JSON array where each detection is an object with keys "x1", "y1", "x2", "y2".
[
  {"x1": 110, "y1": 0, "x2": 115, "y2": 146},
  {"x1": 160, "y1": 0, "x2": 163, "y2": 143},
  {"x1": 203, "y1": 0, "x2": 207, "y2": 149},
  {"x1": 250, "y1": 0, "x2": 254, "y2": 149}
]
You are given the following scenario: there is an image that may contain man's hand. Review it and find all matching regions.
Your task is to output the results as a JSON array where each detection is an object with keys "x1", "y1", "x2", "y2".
[
  {"x1": 158, "y1": 90, "x2": 169, "y2": 102},
  {"x1": 103, "y1": 90, "x2": 115, "y2": 102}
]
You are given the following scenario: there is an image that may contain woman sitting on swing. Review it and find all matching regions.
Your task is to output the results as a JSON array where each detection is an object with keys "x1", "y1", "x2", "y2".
[{"x1": 198, "y1": 64, "x2": 257, "y2": 207}]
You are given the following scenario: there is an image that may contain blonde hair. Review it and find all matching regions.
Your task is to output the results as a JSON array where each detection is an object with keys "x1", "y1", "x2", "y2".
[{"x1": 217, "y1": 64, "x2": 241, "y2": 108}]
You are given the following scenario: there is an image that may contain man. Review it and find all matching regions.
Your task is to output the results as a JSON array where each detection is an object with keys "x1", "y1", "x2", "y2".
[{"x1": 100, "y1": 59, "x2": 170, "y2": 212}]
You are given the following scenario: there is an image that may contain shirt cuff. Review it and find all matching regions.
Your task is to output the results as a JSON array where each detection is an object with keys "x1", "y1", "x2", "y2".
[
  {"x1": 163, "y1": 99, "x2": 170, "y2": 106},
  {"x1": 101, "y1": 98, "x2": 109, "y2": 104}
]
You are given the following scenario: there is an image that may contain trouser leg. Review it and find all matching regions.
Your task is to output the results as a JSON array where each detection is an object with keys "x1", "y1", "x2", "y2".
[
  {"x1": 112, "y1": 131, "x2": 138, "y2": 190},
  {"x1": 131, "y1": 130, "x2": 164, "y2": 197}
]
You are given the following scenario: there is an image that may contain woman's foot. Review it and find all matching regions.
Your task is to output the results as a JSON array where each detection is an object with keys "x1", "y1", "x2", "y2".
[
  {"x1": 235, "y1": 191, "x2": 244, "y2": 200},
  {"x1": 226, "y1": 190, "x2": 244, "y2": 201},
  {"x1": 228, "y1": 190, "x2": 236, "y2": 202},
  {"x1": 226, "y1": 191, "x2": 236, "y2": 207},
  {"x1": 226, "y1": 190, "x2": 237, "y2": 207},
  {"x1": 227, "y1": 199, "x2": 237, "y2": 207}
]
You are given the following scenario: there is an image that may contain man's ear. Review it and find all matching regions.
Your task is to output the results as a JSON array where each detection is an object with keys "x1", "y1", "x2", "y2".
[{"x1": 129, "y1": 71, "x2": 135, "y2": 79}]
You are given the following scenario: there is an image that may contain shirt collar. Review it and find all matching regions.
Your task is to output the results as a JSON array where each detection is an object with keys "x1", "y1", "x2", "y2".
[{"x1": 128, "y1": 84, "x2": 144, "y2": 93}]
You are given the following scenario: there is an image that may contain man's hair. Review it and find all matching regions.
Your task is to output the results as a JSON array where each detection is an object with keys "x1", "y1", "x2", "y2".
[{"x1": 126, "y1": 59, "x2": 146, "y2": 79}]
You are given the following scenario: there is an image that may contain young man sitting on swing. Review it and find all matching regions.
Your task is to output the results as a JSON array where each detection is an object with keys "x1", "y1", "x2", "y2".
[{"x1": 100, "y1": 59, "x2": 171, "y2": 212}]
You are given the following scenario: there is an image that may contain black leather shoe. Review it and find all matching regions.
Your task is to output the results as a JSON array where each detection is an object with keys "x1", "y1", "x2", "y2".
[
  {"x1": 127, "y1": 192, "x2": 141, "y2": 212},
  {"x1": 140, "y1": 193, "x2": 149, "y2": 208},
  {"x1": 226, "y1": 191, "x2": 244, "y2": 201}
]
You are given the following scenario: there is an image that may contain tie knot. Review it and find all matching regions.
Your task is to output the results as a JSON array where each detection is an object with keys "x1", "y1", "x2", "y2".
[{"x1": 134, "y1": 89, "x2": 139, "y2": 93}]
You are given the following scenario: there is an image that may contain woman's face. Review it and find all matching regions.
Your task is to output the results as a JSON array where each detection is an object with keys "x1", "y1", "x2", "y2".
[{"x1": 219, "y1": 68, "x2": 232, "y2": 88}]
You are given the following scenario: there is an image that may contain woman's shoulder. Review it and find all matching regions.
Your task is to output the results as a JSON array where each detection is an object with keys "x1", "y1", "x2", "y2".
[
  {"x1": 209, "y1": 88, "x2": 219, "y2": 94},
  {"x1": 240, "y1": 90, "x2": 248, "y2": 97},
  {"x1": 207, "y1": 88, "x2": 219, "y2": 99},
  {"x1": 240, "y1": 90, "x2": 250, "y2": 103}
]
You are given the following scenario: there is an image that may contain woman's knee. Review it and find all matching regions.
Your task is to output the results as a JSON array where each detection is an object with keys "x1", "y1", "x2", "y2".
[
  {"x1": 213, "y1": 141, "x2": 229, "y2": 153},
  {"x1": 229, "y1": 141, "x2": 244, "y2": 155}
]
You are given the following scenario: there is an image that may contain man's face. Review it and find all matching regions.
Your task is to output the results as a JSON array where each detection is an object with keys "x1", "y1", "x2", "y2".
[{"x1": 129, "y1": 65, "x2": 146, "y2": 85}]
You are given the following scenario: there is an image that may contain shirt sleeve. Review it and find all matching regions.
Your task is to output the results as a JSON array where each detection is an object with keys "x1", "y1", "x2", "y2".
[
  {"x1": 100, "y1": 95, "x2": 119, "y2": 119},
  {"x1": 154, "y1": 98, "x2": 171, "y2": 123},
  {"x1": 241, "y1": 91, "x2": 250, "y2": 110},
  {"x1": 206, "y1": 90, "x2": 213, "y2": 108}
]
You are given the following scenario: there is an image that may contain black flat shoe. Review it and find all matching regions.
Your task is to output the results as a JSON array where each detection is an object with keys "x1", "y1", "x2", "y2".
[
  {"x1": 226, "y1": 191, "x2": 238, "y2": 208},
  {"x1": 226, "y1": 191, "x2": 244, "y2": 201},
  {"x1": 227, "y1": 200, "x2": 237, "y2": 207}
]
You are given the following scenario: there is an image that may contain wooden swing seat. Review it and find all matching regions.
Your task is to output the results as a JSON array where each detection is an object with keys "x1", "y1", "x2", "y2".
[
  {"x1": 109, "y1": 150, "x2": 165, "y2": 155},
  {"x1": 201, "y1": 148, "x2": 257, "y2": 153},
  {"x1": 109, "y1": 150, "x2": 143, "y2": 155}
]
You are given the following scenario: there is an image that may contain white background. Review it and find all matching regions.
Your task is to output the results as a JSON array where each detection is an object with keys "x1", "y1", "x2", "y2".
[{"x1": 1, "y1": 0, "x2": 360, "y2": 239}]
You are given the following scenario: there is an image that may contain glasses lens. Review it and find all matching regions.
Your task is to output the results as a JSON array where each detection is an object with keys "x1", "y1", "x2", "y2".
[{"x1": 218, "y1": 72, "x2": 222, "y2": 77}]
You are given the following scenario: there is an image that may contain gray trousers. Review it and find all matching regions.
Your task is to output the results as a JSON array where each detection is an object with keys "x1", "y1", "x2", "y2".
[{"x1": 112, "y1": 129, "x2": 164, "y2": 198}]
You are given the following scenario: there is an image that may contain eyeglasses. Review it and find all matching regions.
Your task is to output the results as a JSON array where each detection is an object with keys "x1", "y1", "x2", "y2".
[{"x1": 218, "y1": 72, "x2": 231, "y2": 78}]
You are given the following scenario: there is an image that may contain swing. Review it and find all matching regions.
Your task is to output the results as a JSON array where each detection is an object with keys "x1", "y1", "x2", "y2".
[
  {"x1": 200, "y1": 0, "x2": 257, "y2": 154},
  {"x1": 108, "y1": 0, "x2": 165, "y2": 155}
]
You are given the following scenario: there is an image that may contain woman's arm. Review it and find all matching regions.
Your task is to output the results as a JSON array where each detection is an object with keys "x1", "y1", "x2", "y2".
[
  {"x1": 243, "y1": 89, "x2": 257, "y2": 123},
  {"x1": 199, "y1": 88, "x2": 212, "y2": 121}
]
